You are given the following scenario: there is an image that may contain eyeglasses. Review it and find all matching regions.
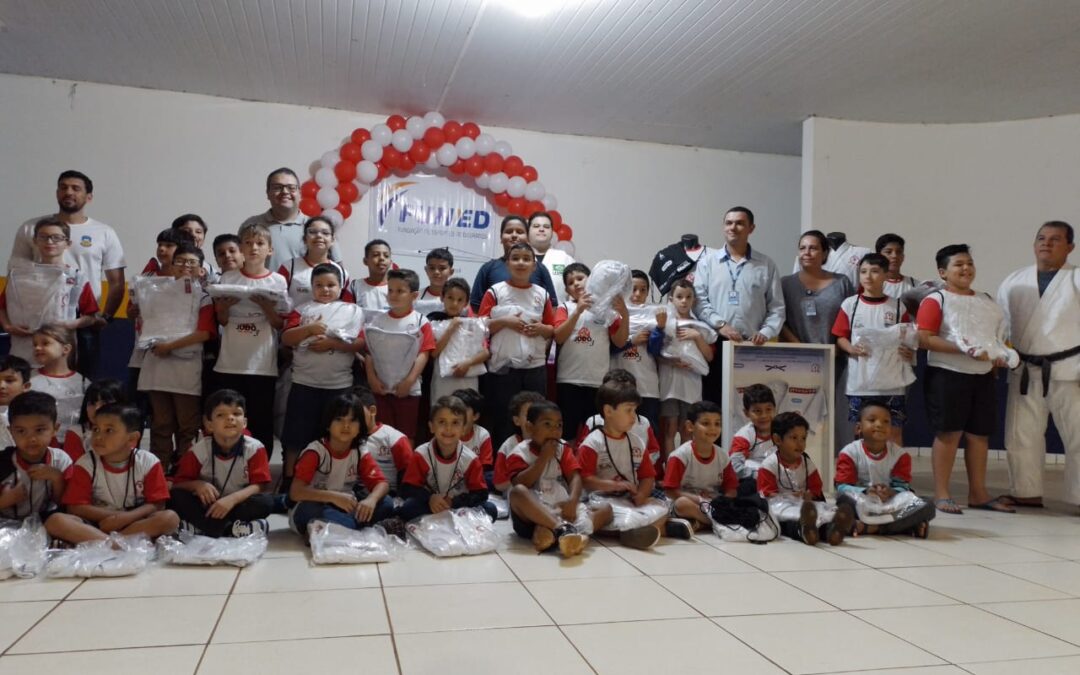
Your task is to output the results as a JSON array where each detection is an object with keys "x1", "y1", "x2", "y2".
[
  {"x1": 174, "y1": 260, "x2": 203, "y2": 268},
  {"x1": 269, "y1": 184, "x2": 299, "y2": 194},
  {"x1": 305, "y1": 229, "x2": 333, "y2": 237},
  {"x1": 34, "y1": 235, "x2": 69, "y2": 243}
]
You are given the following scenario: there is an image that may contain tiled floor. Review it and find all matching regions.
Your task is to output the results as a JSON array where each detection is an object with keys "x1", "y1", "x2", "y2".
[{"x1": 2, "y1": 456, "x2": 1080, "y2": 674}]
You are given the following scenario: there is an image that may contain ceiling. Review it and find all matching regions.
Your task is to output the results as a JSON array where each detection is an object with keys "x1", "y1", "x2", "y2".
[{"x1": 2, "y1": 0, "x2": 1079, "y2": 155}]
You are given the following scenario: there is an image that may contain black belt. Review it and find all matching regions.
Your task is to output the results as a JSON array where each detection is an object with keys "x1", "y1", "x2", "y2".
[{"x1": 1017, "y1": 345, "x2": 1080, "y2": 396}]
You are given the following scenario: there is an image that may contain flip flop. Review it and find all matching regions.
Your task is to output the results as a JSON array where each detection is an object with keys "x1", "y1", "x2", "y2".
[
  {"x1": 968, "y1": 497, "x2": 1017, "y2": 514},
  {"x1": 935, "y1": 498, "x2": 963, "y2": 514},
  {"x1": 998, "y1": 495, "x2": 1044, "y2": 508}
]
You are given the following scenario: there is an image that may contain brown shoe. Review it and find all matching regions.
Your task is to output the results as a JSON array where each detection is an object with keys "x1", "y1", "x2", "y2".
[
  {"x1": 532, "y1": 526, "x2": 555, "y2": 552},
  {"x1": 620, "y1": 525, "x2": 661, "y2": 550},
  {"x1": 554, "y1": 523, "x2": 588, "y2": 558},
  {"x1": 828, "y1": 503, "x2": 855, "y2": 546},
  {"x1": 799, "y1": 501, "x2": 819, "y2": 546}
]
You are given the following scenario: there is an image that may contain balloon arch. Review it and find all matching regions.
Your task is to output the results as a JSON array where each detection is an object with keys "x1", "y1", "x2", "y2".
[{"x1": 299, "y1": 111, "x2": 573, "y2": 248}]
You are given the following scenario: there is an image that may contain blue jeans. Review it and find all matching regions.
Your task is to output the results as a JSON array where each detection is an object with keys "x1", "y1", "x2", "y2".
[
  {"x1": 291, "y1": 495, "x2": 396, "y2": 533},
  {"x1": 398, "y1": 497, "x2": 497, "y2": 523}
]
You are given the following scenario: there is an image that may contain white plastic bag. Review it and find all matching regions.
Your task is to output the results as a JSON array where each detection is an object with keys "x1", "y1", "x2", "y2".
[
  {"x1": 132, "y1": 276, "x2": 205, "y2": 350},
  {"x1": 309, "y1": 522, "x2": 405, "y2": 564},
  {"x1": 488, "y1": 306, "x2": 542, "y2": 371},
  {"x1": 365, "y1": 325, "x2": 421, "y2": 388},
  {"x1": 587, "y1": 495, "x2": 667, "y2": 532},
  {"x1": 626, "y1": 304, "x2": 660, "y2": 336},
  {"x1": 207, "y1": 283, "x2": 292, "y2": 314},
  {"x1": 660, "y1": 317, "x2": 714, "y2": 376},
  {"x1": 158, "y1": 533, "x2": 267, "y2": 567},
  {"x1": 854, "y1": 491, "x2": 927, "y2": 526},
  {"x1": 767, "y1": 495, "x2": 835, "y2": 528},
  {"x1": 851, "y1": 323, "x2": 917, "y2": 391},
  {"x1": 948, "y1": 292, "x2": 1019, "y2": 368},
  {"x1": 5, "y1": 262, "x2": 67, "y2": 331},
  {"x1": 408, "y1": 508, "x2": 499, "y2": 557},
  {"x1": 0, "y1": 517, "x2": 48, "y2": 579},
  {"x1": 431, "y1": 318, "x2": 488, "y2": 378},
  {"x1": 45, "y1": 533, "x2": 154, "y2": 578},
  {"x1": 585, "y1": 260, "x2": 631, "y2": 324}
]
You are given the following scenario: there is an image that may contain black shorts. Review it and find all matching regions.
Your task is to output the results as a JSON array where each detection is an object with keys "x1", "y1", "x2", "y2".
[
  {"x1": 281, "y1": 383, "x2": 353, "y2": 451},
  {"x1": 923, "y1": 366, "x2": 997, "y2": 436},
  {"x1": 510, "y1": 508, "x2": 537, "y2": 540}
]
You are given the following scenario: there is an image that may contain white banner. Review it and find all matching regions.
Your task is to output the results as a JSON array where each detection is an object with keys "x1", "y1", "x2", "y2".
[{"x1": 370, "y1": 174, "x2": 499, "y2": 283}]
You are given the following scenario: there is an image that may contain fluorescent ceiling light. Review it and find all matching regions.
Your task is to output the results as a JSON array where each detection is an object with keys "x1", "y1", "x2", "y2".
[{"x1": 495, "y1": 0, "x2": 568, "y2": 20}]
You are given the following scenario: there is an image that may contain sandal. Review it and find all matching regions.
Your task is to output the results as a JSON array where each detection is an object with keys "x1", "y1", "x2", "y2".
[
  {"x1": 968, "y1": 497, "x2": 1016, "y2": 514},
  {"x1": 935, "y1": 498, "x2": 963, "y2": 515},
  {"x1": 911, "y1": 521, "x2": 930, "y2": 539},
  {"x1": 998, "y1": 495, "x2": 1044, "y2": 508}
]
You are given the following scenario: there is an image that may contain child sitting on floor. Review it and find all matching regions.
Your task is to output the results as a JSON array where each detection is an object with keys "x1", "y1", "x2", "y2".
[
  {"x1": 492, "y1": 390, "x2": 547, "y2": 493},
  {"x1": 453, "y1": 388, "x2": 494, "y2": 490},
  {"x1": 0, "y1": 356, "x2": 32, "y2": 449},
  {"x1": 662, "y1": 401, "x2": 738, "y2": 533},
  {"x1": 0, "y1": 392, "x2": 72, "y2": 540},
  {"x1": 357, "y1": 388, "x2": 414, "y2": 496},
  {"x1": 62, "y1": 378, "x2": 125, "y2": 462}
]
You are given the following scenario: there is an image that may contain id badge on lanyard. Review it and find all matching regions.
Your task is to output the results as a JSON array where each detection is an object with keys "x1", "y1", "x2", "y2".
[
  {"x1": 801, "y1": 297, "x2": 817, "y2": 317},
  {"x1": 728, "y1": 290, "x2": 740, "y2": 306}
]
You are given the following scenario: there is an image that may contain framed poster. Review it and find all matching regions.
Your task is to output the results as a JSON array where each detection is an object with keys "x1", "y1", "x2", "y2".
[{"x1": 721, "y1": 342, "x2": 837, "y2": 493}]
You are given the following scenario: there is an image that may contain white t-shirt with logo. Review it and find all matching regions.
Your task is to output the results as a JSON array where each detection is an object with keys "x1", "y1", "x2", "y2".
[
  {"x1": 213, "y1": 269, "x2": 288, "y2": 377},
  {"x1": 0, "y1": 447, "x2": 73, "y2": 519},
  {"x1": 555, "y1": 300, "x2": 620, "y2": 387},
  {"x1": 278, "y1": 257, "x2": 350, "y2": 308}
]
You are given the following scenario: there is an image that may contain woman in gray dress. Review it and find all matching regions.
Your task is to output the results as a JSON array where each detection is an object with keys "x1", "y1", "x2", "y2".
[{"x1": 780, "y1": 230, "x2": 855, "y2": 344}]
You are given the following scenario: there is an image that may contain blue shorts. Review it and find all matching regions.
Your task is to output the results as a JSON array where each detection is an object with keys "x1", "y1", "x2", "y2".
[{"x1": 847, "y1": 395, "x2": 907, "y2": 427}]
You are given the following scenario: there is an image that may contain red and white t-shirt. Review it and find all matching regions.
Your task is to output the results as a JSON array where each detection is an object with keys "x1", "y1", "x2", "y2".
[
  {"x1": 662, "y1": 441, "x2": 737, "y2": 498},
  {"x1": 62, "y1": 426, "x2": 92, "y2": 462},
  {"x1": 402, "y1": 442, "x2": 485, "y2": 499},
  {"x1": 364, "y1": 309, "x2": 436, "y2": 396},
  {"x1": 29, "y1": 370, "x2": 88, "y2": 441},
  {"x1": 461, "y1": 425, "x2": 493, "y2": 469},
  {"x1": 729, "y1": 422, "x2": 776, "y2": 478},
  {"x1": 492, "y1": 434, "x2": 522, "y2": 490},
  {"x1": 883, "y1": 276, "x2": 917, "y2": 301},
  {"x1": 214, "y1": 269, "x2": 288, "y2": 377},
  {"x1": 832, "y1": 294, "x2": 910, "y2": 396},
  {"x1": 479, "y1": 281, "x2": 555, "y2": 371},
  {"x1": 577, "y1": 428, "x2": 656, "y2": 488},
  {"x1": 916, "y1": 288, "x2": 1004, "y2": 375},
  {"x1": 349, "y1": 278, "x2": 388, "y2": 311},
  {"x1": 505, "y1": 439, "x2": 580, "y2": 506},
  {"x1": 173, "y1": 436, "x2": 271, "y2": 496},
  {"x1": 62, "y1": 449, "x2": 170, "y2": 509},
  {"x1": 12, "y1": 216, "x2": 125, "y2": 299},
  {"x1": 278, "y1": 257, "x2": 351, "y2": 307},
  {"x1": 576, "y1": 415, "x2": 659, "y2": 467},
  {"x1": 294, "y1": 439, "x2": 386, "y2": 495},
  {"x1": 834, "y1": 440, "x2": 912, "y2": 490},
  {"x1": 361, "y1": 424, "x2": 413, "y2": 491},
  {"x1": 0, "y1": 447, "x2": 73, "y2": 518},
  {"x1": 611, "y1": 303, "x2": 660, "y2": 398},
  {"x1": 555, "y1": 300, "x2": 621, "y2": 387},
  {"x1": 757, "y1": 452, "x2": 823, "y2": 500},
  {"x1": 0, "y1": 263, "x2": 98, "y2": 362},
  {"x1": 284, "y1": 300, "x2": 364, "y2": 390},
  {"x1": 138, "y1": 289, "x2": 216, "y2": 396}
]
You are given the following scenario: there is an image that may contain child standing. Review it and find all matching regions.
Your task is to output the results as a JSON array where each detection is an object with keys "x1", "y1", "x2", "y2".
[
  {"x1": 554, "y1": 263, "x2": 630, "y2": 441},
  {"x1": 213, "y1": 233, "x2": 244, "y2": 278},
  {"x1": 0, "y1": 392, "x2": 73, "y2": 540},
  {"x1": 758, "y1": 412, "x2": 854, "y2": 546},
  {"x1": 277, "y1": 216, "x2": 350, "y2": 307},
  {"x1": 493, "y1": 390, "x2": 547, "y2": 493},
  {"x1": 0, "y1": 356, "x2": 32, "y2": 449},
  {"x1": 832, "y1": 253, "x2": 913, "y2": 445},
  {"x1": 398, "y1": 396, "x2": 494, "y2": 522},
  {"x1": 56, "y1": 404, "x2": 179, "y2": 543},
  {"x1": 612, "y1": 270, "x2": 661, "y2": 431},
  {"x1": 137, "y1": 243, "x2": 216, "y2": 471},
  {"x1": 171, "y1": 214, "x2": 216, "y2": 283},
  {"x1": 364, "y1": 268, "x2": 436, "y2": 440},
  {"x1": 479, "y1": 242, "x2": 556, "y2": 445},
  {"x1": 63, "y1": 379, "x2": 125, "y2": 461},
  {"x1": 289, "y1": 393, "x2": 401, "y2": 537},
  {"x1": 170, "y1": 390, "x2": 273, "y2": 537},
  {"x1": 280, "y1": 263, "x2": 365, "y2": 489},
  {"x1": 0, "y1": 217, "x2": 101, "y2": 362},
  {"x1": 653, "y1": 279, "x2": 716, "y2": 462},
  {"x1": 577, "y1": 382, "x2": 666, "y2": 549},
  {"x1": 213, "y1": 222, "x2": 288, "y2": 454},
  {"x1": 875, "y1": 234, "x2": 917, "y2": 300},
  {"x1": 349, "y1": 239, "x2": 393, "y2": 310},
  {"x1": 507, "y1": 400, "x2": 613, "y2": 557},
  {"x1": 729, "y1": 384, "x2": 778, "y2": 496},
  {"x1": 453, "y1": 388, "x2": 494, "y2": 490},
  {"x1": 835, "y1": 401, "x2": 934, "y2": 537},
  {"x1": 420, "y1": 248, "x2": 455, "y2": 302},
  {"x1": 662, "y1": 401, "x2": 738, "y2": 533},
  {"x1": 140, "y1": 227, "x2": 189, "y2": 276},
  {"x1": 29, "y1": 324, "x2": 88, "y2": 441},
  {"x1": 429, "y1": 278, "x2": 489, "y2": 403},
  {"x1": 916, "y1": 244, "x2": 1012, "y2": 514}
]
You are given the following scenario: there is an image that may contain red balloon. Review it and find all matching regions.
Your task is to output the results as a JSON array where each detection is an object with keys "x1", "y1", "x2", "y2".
[
  {"x1": 408, "y1": 141, "x2": 431, "y2": 163},
  {"x1": 337, "y1": 182, "x2": 359, "y2": 203},
  {"x1": 521, "y1": 165, "x2": 538, "y2": 182},
  {"x1": 443, "y1": 121, "x2": 463, "y2": 144},
  {"x1": 423, "y1": 127, "x2": 446, "y2": 148},
  {"x1": 340, "y1": 142, "x2": 362, "y2": 163},
  {"x1": 300, "y1": 180, "x2": 319, "y2": 200},
  {"x1": 462, "y1": 122, "x2": 481, "y2": 139},
  {"x1": 549, "y1": 210, "x2": 563, "y2": 228},
  {"x1": 350, "y1": 128, "x2": 371, "y2": 145},
  {"x1": 508, "y1": 197, "x2": 527, "y2": 215},
  {"x1": 526, "y1": 200, "x2": 544, "y2": 215},
  {"x1": 503, "y1": 155, "x2": 525, "y2": 177},
  {"x1": 336, "y1": 201, "x2": 353, "y2": 219},
  {"x1": 381, "y1": 147, "x2": 403, "y2": 169},
  {"x1": 449, "y1": 159, "x2": 467, "y2": 175},
  {"x1": 482, "y1": 153, "x2": 504, "y2": 174},
  {"x1": 334, "y1": 160, "x2": 357, "y2": 182},
  {"x1": 464, "y1": 155, "x2": 484, "y2": 177},
  {"x1": 399, "y1": 155, "x2": 416, "y2": 173},
  {"x1": 493, "y1": 193, "x2": 511, "y2": 208},
  {"x1": 376, "y1": 162, "x2": 390, "y2": 181},
  {"x1": 299, "y1": 198, "x2": 321, "y2": 217},
  {"x1": 557, "y1": 224, "x2": 573, "y2": 241},
  {"x1": 386, "y1": 114, "x2": 407, "y2": 131}
]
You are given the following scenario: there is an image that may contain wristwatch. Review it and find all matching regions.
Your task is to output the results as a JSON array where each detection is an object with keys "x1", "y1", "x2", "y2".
[{"x1": 716, "y1": 319, "x2": 727, "y2": 329}]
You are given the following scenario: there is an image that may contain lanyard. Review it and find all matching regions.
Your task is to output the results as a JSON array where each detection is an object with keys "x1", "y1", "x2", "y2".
[
  {"x1": 211, "y1": 442, "x2": 243, "y2": 493},
  {"x1": 427, "y1": 444, "x2": 464, "y2": 496},
  {"x1": 723, "y1": 247, "x2": 746, "y2": 286},
  {"x1": 776, "y1": 453, "x2": 810, "y2": 492},
  {"x1": 601, "y1": 429, "x2": 638, "y2": 486}
]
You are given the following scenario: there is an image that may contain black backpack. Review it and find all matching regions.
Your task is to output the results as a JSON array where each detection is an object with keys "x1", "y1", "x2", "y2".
[
  {"x1": 709, "y1": 493, "x2": 778, "y2": 544},
  {"x1": 648, "y1": 242, "x2": 704, "y2": 296}
]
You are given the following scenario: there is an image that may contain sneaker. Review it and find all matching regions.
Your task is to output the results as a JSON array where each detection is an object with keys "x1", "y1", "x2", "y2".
[
  {"x1": 664, "y1": 518, "x2": 693, "y2": 540},
  {"x1": 553, "y1": 523, "x2": 587, "y2": 558},
  {"x1": 799, "y1": 501, "x2": 820, "y2": 546},
  {"x1": 380, "y1": 516, "x2": 408, "y2": 542},
  {"x1": 178, "y1": 519, "x2": 202, "y2": 537},
  {"x1": 532, "y1": 525, "x2": 556, "y2": 553},
  {"x1": 230, "y1": 518, "x2": 269, "y2": 538},
  {"x1": 828, "y1": 503, "x2": 855, "y2": 546},
  {"x1": 619, "y1": 525, "x2": 661, "y2": 550}
]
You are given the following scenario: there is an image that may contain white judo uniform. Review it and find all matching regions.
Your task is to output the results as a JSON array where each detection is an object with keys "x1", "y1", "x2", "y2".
[{"x1": 997, "y1": 263, "x2": 1080, "y2": 502}]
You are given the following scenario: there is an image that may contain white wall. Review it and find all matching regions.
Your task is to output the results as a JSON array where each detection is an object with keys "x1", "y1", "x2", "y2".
[
  {"x1": 802, "y1": 116, "x2": 1080, "y2": 291},
  {"x1": 0, "y1": 74, "x2": 801, "y2": 285}
]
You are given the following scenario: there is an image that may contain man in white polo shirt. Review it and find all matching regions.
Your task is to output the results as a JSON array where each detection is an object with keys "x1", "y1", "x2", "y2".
[
  {"x1": 239, "y1": 167, "x2": 341, "y2": 273},
  {"x1": 10, "y1": 170, "x2": 126, "y2": 376}
]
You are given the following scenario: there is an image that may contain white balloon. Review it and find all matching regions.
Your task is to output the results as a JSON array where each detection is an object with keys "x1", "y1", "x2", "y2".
[
  {"x1": 321, "y1": 209, "x2": 345, "y2": 228},
  {"x1": 309, "y1": 160, "x2": 322, "y2": 177},
  {"x1": 321, "y1": 150, "x2": 339, "y2": 169},
  {"x1": 436, "y1": 144, "x2": 458, "y2": 166},
  {"x1": 541, "y1": 193, "x2": 559, "y2": 210},
  {"x1": 475, "y1": 133, "x2": 495, "y2": 156},
  {"x1": 406, "y1": 116, "x2": 427, "y2": 140},
  {"x1": 371, "y1": 123, "x2": 392, "y2": 146},
  {"x1": 360, "y1": 140, "x2": 384, "y2": 163},
  {"x1": 316, "y1": 186, "x2": 339, "y2": 209},
  {"x1": 356, "y1": 160, "x2": 379, "y2": 184},
  {"x1": 391, "y1": 129, "x2": 413, "y2": 153},
  {"x1": 353, "y1": 180, "x2": 370, "y2": 196},
  {"x1": 423, "y1": 111, "x2": 446, "y2": 128},
  {"x1": 554, "y1": 240, "x2": 575, "y2": 256},
  {"x1": 475, "y1": 173, "x2": 490, "y2": 189},
  {"x1": 455, "y1": 137, "x2": 476, "y2": 159},
  {"x1": 524, "y1": 181, "x2": 545, "y2": 201},
  {"x1": 488, "y1": 172, "x2": 509, "y2": 193},
  {"x1": 507, "y1": 175, "x2": 527, "y2": 198},
  {"x1": 494, "y1": 140, "x2": 513, "y2": 157},
  {"x1": 315, "y1": 167, "x2": 337, "y2": 188},
  {"x1": 424, "y1": 154, "x2": 441, "y2": 171}
]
